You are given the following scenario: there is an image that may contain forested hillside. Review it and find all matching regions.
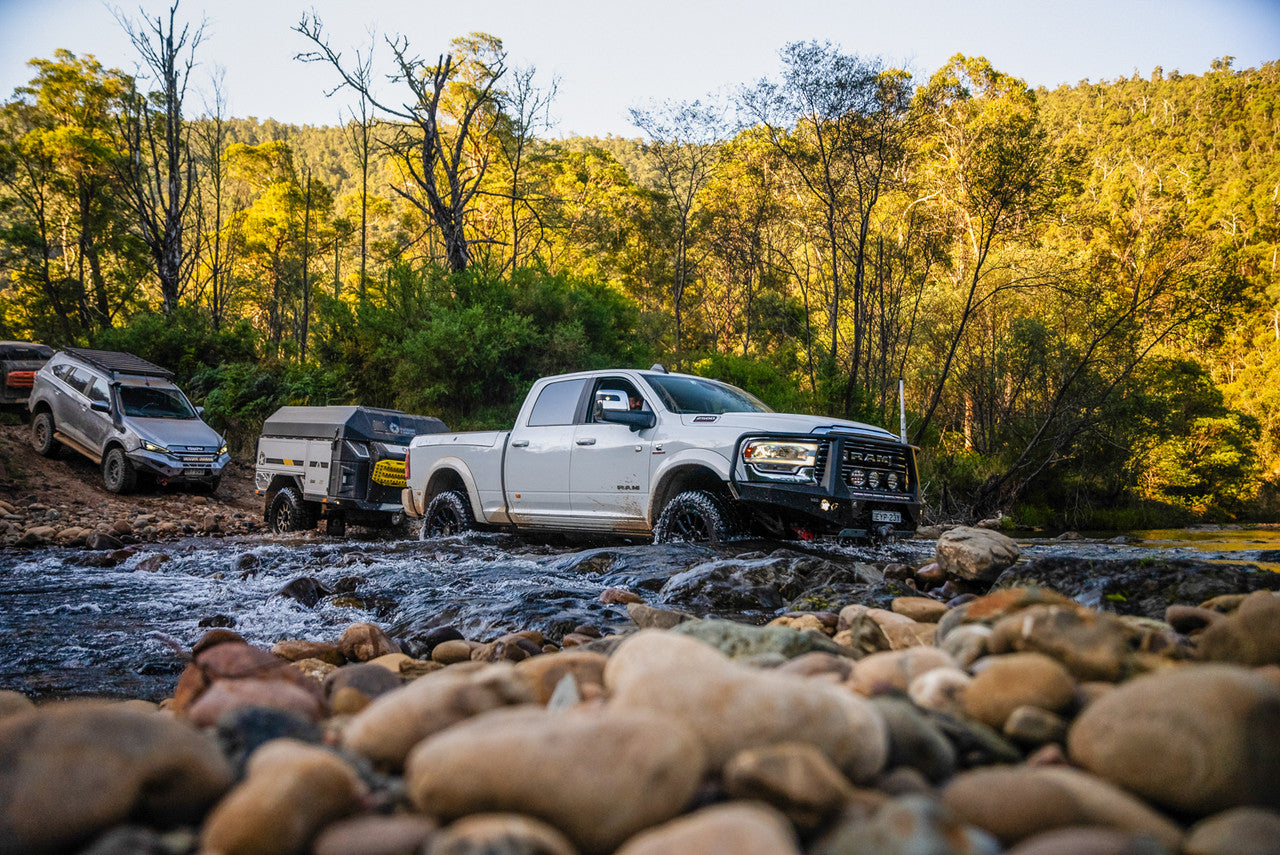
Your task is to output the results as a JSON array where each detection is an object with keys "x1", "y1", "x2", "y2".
[{"x1": 1, "y1": 16, "x2": 1275, "y2": 527}]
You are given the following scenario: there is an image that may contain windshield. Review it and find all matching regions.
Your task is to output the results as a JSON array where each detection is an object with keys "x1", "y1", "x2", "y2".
[
  {"x1": 119, "y1": 385, "x2": 197, "y2": 420},
  {"x1": 645, "y1": 375, "x2": 773, "y2": 415}
]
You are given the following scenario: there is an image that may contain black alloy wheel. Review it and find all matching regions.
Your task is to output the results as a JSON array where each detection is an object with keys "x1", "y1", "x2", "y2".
[
  {"x1": 421, "y1": 490, "x2": 474, "y2": 539},
  {"x1": 653, "y1": 489, "x2": 734, "y2": 543}
]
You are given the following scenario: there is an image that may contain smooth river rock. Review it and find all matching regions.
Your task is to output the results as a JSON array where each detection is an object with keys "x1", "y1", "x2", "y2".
[
  {"x1": 612, "y1": 803, "x2": 800, "y2": 855},
  {"x1": 342, "y1": 663, "x2": 533, "y2": 770},
  {"x1": 963, "y1": 653, "x2": 1078, "y2": 730},
  {"x1": 605, "y1": 629, "x2": 888, "y2": 781},
  {"x1": 0, "y1": 703, "x2": 232, "y2": 853},
  {"x1": 935, "y1": 527, "x2": 1021, "y2": 583},
  {"x1": 426, "y1": 814, "x2": 577, "y2": 855},
  {"x1": 200, "y1": 739, "x2": 367, "y2": 855},
  {"x1": 721, "y1": 742, "x2": 855, "y2": 828},
  {"x1": 405, "y1": 705, "x2": 706, "y2": 855},
  {"x1": 1067, "y1": 663, "x2": 1280, "y2": 815}
]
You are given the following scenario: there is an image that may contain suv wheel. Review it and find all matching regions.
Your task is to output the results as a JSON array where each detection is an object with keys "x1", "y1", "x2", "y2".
[
  {"x1": 267, "y1": 486, "x2": 317, "y2": 533},
  {"x1": 653, "y1": 490, "x2": 736, "y2": 544},
  {"x1": 420, "y1": 490, "x2": 474, "y2": 539},
  {"x1": 31, "y1": 411, "x2": 61, "y2": 458},
  {"x1": 102, "y1": 447, "x2": 137, "y2": 494}
]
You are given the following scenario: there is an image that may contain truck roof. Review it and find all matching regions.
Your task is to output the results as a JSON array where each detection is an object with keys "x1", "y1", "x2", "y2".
[
  {"x1": 262, "y1": 405, "x2": 449, "y2": 444},
  {"x1": 61, "y1": 347, "x2": 174, "y2": 380}
]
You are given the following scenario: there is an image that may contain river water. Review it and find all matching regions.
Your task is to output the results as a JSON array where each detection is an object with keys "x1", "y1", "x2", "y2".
[{"x1": 2, "y1": 526, "x2": 1277, "y2": 701}]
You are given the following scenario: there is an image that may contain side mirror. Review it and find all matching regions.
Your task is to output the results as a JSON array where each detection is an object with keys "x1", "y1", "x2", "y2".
[
  {"x1": 196, "y1": 406, "x2": 205, "y2": 417},
  {"x1": 600, "y1": 409, "x2": 656, "y2": 432},
  {"x1": 90, "y1": 400, "x2": 110, "y2": 414},
  {"x1": 596, "y1": 389, "x2": 629, "y2": 412}
]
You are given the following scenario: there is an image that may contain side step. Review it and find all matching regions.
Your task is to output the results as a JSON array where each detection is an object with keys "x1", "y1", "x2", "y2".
[{"x1": 54, "y1": 431, "x2": 102, "y2": 464}]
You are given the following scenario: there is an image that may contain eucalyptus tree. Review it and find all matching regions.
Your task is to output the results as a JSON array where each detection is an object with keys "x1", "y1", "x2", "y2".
[
  {"x1": 296, "y1": 18, "x2": 508, "y2": 274},
  {"x1": 112, "y1": 0, "x2": 205, "y2": 314}
]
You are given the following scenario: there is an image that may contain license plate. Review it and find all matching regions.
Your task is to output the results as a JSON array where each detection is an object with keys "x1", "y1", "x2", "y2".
[
  {"x1": 182, "y1": 468, "x2": 206, "y2": 476},
  {"x1": 871, "y1": 510, "x2": 901, "y2": 523}
]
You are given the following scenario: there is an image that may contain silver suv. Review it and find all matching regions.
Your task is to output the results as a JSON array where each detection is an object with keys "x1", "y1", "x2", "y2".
[{"x1": 28, "y1": 348, "x2": 230, "y2": 494}]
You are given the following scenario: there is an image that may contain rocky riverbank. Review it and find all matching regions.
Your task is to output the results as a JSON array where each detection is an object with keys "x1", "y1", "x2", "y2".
[{"x1": 2, "y1": 527, "x2": 1279, "y2": 855}]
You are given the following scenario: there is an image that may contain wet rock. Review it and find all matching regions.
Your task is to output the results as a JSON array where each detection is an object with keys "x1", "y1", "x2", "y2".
[
  {"x1": 722, "y1": 742, "x2": 855, "y2": 828},
  {"x1": 941, "y1": 765, "x2": 1184, "y2": 850},
  {"x1": 427, "y1": 814, "x2": 576, "y2": 855},
  {"x1": 272, "y1": 639, "x2": 345, "y2": 665},
  {"x1": 833, "y1": 606, "x2": 893, "y2": 657},
  {"x1": 471, "y1": 633, "x2": 543, "y2": 663},
  {"x1": 409, "y1": 625, "x2": 465, "y2": 658},
  {"x1": 514, "y1": 650, "x2": 608, "y2": 704},
  {"x1": 276, "y1": 577, "x2": 332, "y2": 608},
  {"x1": 994, "y1": 556, "x2": 1280, "y2": 621},
  {"x1": 964, "y1": 653, "x2": 1077, "y2": 730},
  {"x1": 1068, "y1": 663, "x2": 1280, "y2": 815},
  {"x1": 84, "y1": 532, "x2": 124, "y2": 550},
  {"x1": 936, "y1": 527, "x2": 1021, "y2": 583},
  {"x1": 1197, "y1": 591, "x2": 1280, "y2": 666},
  {"x1": 848, "y1": 647, "x2": 957, "y2": 696},
  {"x1": 343, "y1": 664, "x2": 533, "y2": 770},
  {"x1": 338, "y1": 622, "x2": 398, "y2": 662},
  {"x1": 0, "y1": 703, "x2": 232, "y2": 853},
  {"x1": 1183, "y1": 806, "x2": 1280, "y2": 855},
  {"x1": 814, "y1": 794, "x2": 1000, "y2": 855},
  {"x1": 769, "y1": 611, "x2": 837, "y2": 634},
  {"x1": 407, "y1": 706, "x2": 706, "y2": 855},
  {"x1": 134, "y1": 553, "x2": 169, "y2": 572},
  {"x1": 988, "y1": 605, "x2": 1134, "y2": 682},
  {"x1": 870, "y1": 695, "x2": 957, "y2": 783},
  {"x1": 325, "y1": 662, "x2": 403, "y2": 710},
  {"x1": 626, "y1": 602, "x2": 696, "y2": 630},
  {"x1": 601, "y1": 586, "x2": 644, "y2": 605},
  {"x1": 614, "y1": 802, "x2": 800, "y2": 855},
  {"x1": 187, "y1": 677, "x2": 328, "y2": 727},
  {"x1": 312, "y1": 814, "x2": 437, "y2": 855},
  {"x1": 606, "y1": 630, "x2": 888, "y2": 781},
  {"x1": 198, "y1": 614, "x2": 236, "y2": 628},
  {"x1": 173, "y1": 640, "x2": 327, "y2": 726},
  {"x1": 200, "y1": 740, "x2": 366, "y2": 855},
  {"x1": 670, "y1": 618, "x2": 852, "y2": 661},
  {"x1": 931, "y1": 715, "x2": 1022, "y2": 767},
  {"x1": 1004, "y1": 827, "x2": 1171, "y2": 855}
]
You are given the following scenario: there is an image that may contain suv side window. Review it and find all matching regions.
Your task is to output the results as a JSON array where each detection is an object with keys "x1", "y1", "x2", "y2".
[
  {"x1": 52, "y1": 363, "x2": 74, "y2": 383},
  {"x1": 65, "y1": 367, "x2": 95, "y2": 396},
  {"x1": 526, "y1": 379, "x2": 586, "y2": 427},
  {"x1": 85, "y1": 376, "x2": 110, "y2": 406}
]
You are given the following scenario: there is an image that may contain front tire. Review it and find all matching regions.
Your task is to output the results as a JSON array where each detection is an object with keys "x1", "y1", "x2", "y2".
[
  {"x1": 267, "y1": 486, "x2": 317, "y2": 533},
  {"x1": 102, "y1": 447, "x2": 137, "y2": 494},
  {"x1": 31, "y1": 411, "x2": 61, "y2": 458},
  {"x1": 653, "y1": 489, "x2": 736, "y2": 544},
  {"x1": 420, "y1": 490, "x2": 474, "y2": 539}
]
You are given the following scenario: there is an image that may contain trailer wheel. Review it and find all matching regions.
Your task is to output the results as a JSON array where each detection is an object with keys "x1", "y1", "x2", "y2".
[
  {"x1": 31, "y1": 411, "x2": 61, "y2": 458},
  {"x1": 653, "y1": 489, "x2": 735, "y2": 544},
  {"x1": 420, "y1": 490, "x2": 474, "y2": 539},
  {"x1": 267, "y1": 485, "x2": 317, "y2": 533}
]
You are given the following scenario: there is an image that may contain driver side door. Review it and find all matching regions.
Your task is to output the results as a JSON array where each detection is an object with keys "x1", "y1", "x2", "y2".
[{"x1": 569, "y1": 377, "x2": 655, "y2": 533}]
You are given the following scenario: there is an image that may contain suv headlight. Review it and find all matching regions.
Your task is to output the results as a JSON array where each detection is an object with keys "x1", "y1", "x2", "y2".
[
  {"x1": 141, "y1": 440, "x2": 169, "y2": 453},
  {"x1": 218, "y1": 443, "x2": 228, "y2": 455},
  {"x1": 743, "y1": 440, "x2": 819, "y2": 483}
]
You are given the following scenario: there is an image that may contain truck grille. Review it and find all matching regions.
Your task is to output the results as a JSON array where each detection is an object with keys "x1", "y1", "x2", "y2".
[{"x1": 839, "y1": 438, "x2": 913, "y2": 496}]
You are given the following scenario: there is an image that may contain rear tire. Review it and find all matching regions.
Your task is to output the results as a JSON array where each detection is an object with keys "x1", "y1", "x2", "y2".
[
  {"x1": 31, "y1": 411, "x2": 61, "y2": 458},
  {"x1": 102, "y1": 447, "x2": 137, "y2": 495},
  {"x1": 420, "y1": 490, "x2": 474, "y2": 539},
  {"x1": 267, "y1": 486, "x2": 317, "y2": 533},
  {"x1": 653, "y1": 489, "x2": 735, "y2": 544}
]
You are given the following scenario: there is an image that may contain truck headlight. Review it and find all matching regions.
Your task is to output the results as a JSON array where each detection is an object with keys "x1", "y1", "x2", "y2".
[
  {"x1": 141, "y1": 440, "x2": 168, "y2": 453},
  {"x1": 743, "y1": 440, "x2": 819, "y2": 483}
]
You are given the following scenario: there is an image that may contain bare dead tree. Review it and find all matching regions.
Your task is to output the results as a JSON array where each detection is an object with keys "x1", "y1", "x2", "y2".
[
  {"x1": 112, "y1": 0, "x2": 205, "y2": 313},
  {"x1": 497, "y1": 63, "x2": 558, "y2": 273},
  {"x1": 295, "y1": 17, "x2": 507, "y2": 274}
]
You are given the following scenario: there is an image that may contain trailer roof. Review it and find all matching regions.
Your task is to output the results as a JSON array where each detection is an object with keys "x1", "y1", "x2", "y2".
[{"x1": 262, "y1": 405, "x2": 448, "y2": 444}]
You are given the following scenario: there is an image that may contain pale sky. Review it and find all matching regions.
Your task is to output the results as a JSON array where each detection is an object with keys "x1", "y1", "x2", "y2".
[{"x1": 1, "y1": 0, "x2": 1277, "y2": 137}]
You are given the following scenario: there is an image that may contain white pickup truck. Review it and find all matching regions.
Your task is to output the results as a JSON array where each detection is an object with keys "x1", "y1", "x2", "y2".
[{"x1": 402, "y1": 366, "x2": 920, "y2": 542}]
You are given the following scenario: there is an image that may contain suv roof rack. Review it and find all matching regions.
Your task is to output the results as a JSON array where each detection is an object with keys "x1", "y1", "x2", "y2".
[{"x1": 62, "y1": 347, "x2": 174, "y2": 380}]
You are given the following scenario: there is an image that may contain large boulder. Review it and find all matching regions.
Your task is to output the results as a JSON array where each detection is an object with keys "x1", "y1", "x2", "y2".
[{"x1": 936, "y1": 527, "x2": 1021, "y2": 583}]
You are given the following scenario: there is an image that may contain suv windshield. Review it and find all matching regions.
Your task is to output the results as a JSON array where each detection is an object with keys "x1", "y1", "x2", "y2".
[
  {"x1": 645, "y1": 375, "x2": 773, "y2": 415},
  {"x1": 119, "y1": 386, "x2": 197, "y2": 419}
]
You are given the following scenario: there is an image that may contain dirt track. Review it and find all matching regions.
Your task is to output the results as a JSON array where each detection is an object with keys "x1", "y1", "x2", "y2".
[{"x1": 0, "y1": 422, "x2": 263, "y2": 545}]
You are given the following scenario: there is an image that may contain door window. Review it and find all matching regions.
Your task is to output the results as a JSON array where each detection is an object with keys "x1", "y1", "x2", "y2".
[
  {"x1": 527, "y1": 379, "x2": 586, "y2": 427},
  {"x1": 86, "y1": 376, "x2": 110, "y2": 406},
  {"x1": 65, "y1": 368, "x2": 95, "y2": 396}
]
